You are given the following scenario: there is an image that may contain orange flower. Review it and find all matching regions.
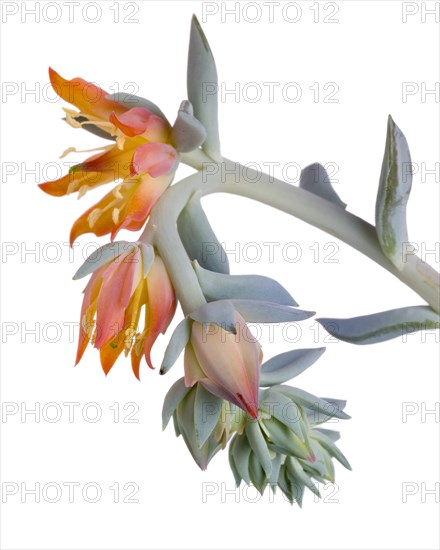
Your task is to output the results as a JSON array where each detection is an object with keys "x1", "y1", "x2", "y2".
[
  {"x1": 39, "y1": 69, "x2": 178, "y2": 242},
  {"x1": 75, "y1": 242, "x2": 176, "y2": 378}
]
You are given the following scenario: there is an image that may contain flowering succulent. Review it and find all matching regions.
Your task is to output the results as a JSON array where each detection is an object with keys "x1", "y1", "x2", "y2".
[{"x1": 40, "y1": 15, "x2": 439, "y2": 504}]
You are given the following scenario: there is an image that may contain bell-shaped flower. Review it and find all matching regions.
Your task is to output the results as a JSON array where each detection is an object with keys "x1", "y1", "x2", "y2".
[
  {"x1": 39, "y1": 69, "x2": 206, "y2": 242},
  {"x1": 184, "y1": 308, "x2": 262, "y2": 419},
  {"x1": 74, "y1": 241, "x2": 176, "y2": 378}
]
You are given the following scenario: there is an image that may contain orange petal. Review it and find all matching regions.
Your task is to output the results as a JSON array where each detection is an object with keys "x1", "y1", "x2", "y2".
[
  {"x1": 142, "y1": 256, "x2": 176, "y2": 369},
  {"x1": 49, "y1": 67, "x2": 127, "y2": 120},
  {"x1": 75, "y1": 267, "x2": 106, "y2": 366},
  {"x1": 94, "y1": 248, "x2": 142, "y2": 349}
]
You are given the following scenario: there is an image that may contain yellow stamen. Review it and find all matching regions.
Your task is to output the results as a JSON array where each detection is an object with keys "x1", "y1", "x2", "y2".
[{"x1": 112, "y1": 208, "x2": 120, "y2": 225}]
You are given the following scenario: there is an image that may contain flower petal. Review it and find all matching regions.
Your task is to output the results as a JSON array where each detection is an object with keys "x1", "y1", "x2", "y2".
[
  {"x1": 131, "y1": 143, "x2": 178, "y2": 177},
  {"x1": 49, "y1": 67, "x2": 126, "y2": 120},
  {"x1": 94, "y1": 248, "x2": 142, "y2": 348}
]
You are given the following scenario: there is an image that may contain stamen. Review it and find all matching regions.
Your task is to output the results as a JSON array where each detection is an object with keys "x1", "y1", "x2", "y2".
[{"x1": 112, "y1": 208, "x2": 120, "y2": 225}]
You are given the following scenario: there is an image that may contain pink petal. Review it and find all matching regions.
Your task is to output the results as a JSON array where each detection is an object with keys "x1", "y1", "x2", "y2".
[
  {"x1": 110, "y1": 107, "x2": 154, "y2": 137},
  {"x1": 95, "y1": 248, "x2": 142, "y2": 348},
  {"x1": 130, "y1": 143, "x2": 177, "y2": 178}
]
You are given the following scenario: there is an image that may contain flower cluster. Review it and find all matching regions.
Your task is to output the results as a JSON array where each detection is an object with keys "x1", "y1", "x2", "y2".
[{"x1": 38, "y1": 15, "x2": 359, "y2": 504}]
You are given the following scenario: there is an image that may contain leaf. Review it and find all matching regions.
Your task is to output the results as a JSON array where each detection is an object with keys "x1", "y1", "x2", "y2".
[
  {"x1": 245, "y1": 420, "x2": 272, "y2": 477},
  {"x1": 189, "y1": 300, "x2": 237, "y2": 333},
  {"x1": 375, "y1": 116, "x2": 412, "y2": 270},
  {"x1": 160, "y1": 317, "x2": 192, "y2": 375},
  {"x1": 231, "y1": 300, "x2": 315, "y2": 323},
  {"x1": 194, "y1": 384, "x2": 222, "y2": 447},
  {"x1": 162, "y1": 378, "x2": 190, "y2": 430},
  {"x1": 275, "y1": 386, "x2": 351, "y2": 420},
  {"x1": 73, "y1": 241, "x2": 132, "y2": 280},
  {"x1": 285, "y1": 457, "x2": 321, "y2": 498},
  {"x1": 193, "y1": 261, "x2": 297, "y2": 305},
  {"x1": 312, "y1": 431, "x2": 351, "y2": 470},
  {"x1": 260, "y1": 348, "x2": 325, "y2": 386},
  {"x1": 172, "y1": 100, "x2": 207, "y2": 153},
  {"x1": 187, "y1": 15, "x2": 221, "y2": 162},
  {"x1": 231, "y1": 434, "x2": 252, "y2": 484},
  {"x1": 300, "y1": 163, "x2": 346, "y2": 208},
  {"x1": 317, "y1": 305, "x2": 440, "y2": 345},
  {"x1": 260, "y1": 388, "x2": 304, "y2": 439},
  {"x1": 178, "y1": 192, "x2": 229, "y2": 274},
  {"x1": 260, "y1": 416, "x2": 311, "y2": 460},
  {"x1": 228, "y1": 444, "x2": 242, "y2": 487}
]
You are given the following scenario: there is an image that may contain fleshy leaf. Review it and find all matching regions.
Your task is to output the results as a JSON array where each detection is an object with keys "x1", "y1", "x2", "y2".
[
  {"x1": 312, "y1": 431, "x2": 352, "y2": 470},
  {"x1": 189, "y1": 300, "x2": 236, "y2": 333},
  {"x1": 275, "y1": 386, "x2": 351, "y2": 420},
  {"x1": 172, "y1": 100, "x2": 207, "y2": 153},
  {"x1": 231, "y1": 434, "x2": 252, "y2": 484},
  {"x1": 178, "y1": 192, "x2": 229, "y2": 274},
  {"x1": 245, "y1": 420, "x2": 272, "y2": 477},
  {"x1": 160, "y1": 317, "x2": 192, "y2": 375},
  {"x1": 187, "y1": 15, "x2": 221, "y2": 162},
  {"x1": 300, "y1": 163, "x2": 346, "y2": 208},
  {"x1": 375, "y1": 116, "x2": 412, "y2": 270},
  {"x1": 194, "y1": 384, "x2": 222, "y2": 446},
  {"x1": 260, "y1": 348, "x2": 325, "y2": 386},
  {"x1": 260, "y1": 388, "x2": 304, "y2": 439},
  {"x1": 162, "y1": 378, "x2": 191, "y2": 430},
  {"x1": 317, "y1": 305, "x2": 440, "y2": 345},
  {"x1": 73, "y1": 241, "x2": 132, "y2": 280},
  {"x1": 230, "y1": 300, "x2": 314, "y2": 323},
  {"x1": 193, "y1": 261, "x2": 297, "y2": 305}
]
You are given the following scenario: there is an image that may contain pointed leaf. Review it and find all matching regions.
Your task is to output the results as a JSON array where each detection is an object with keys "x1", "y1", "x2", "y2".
[
  {"x1": 231, "y1": 434, "x2": 252, "y2": 484},
  {"x1": 194, "y1": 261, "x2": 297, "y2": 305},
  {"x1": 314, "y1": 428, "x2": 341, "y2": 443},
  {"x1": 162, "y1": 378, "x2": 190, "y2": 430},
  {"x1": 317, "y1": 305, "x2": 439, "y2": 345},
  {"x1": 194, "y1": 384, "x2": 222, "y2": 447},
  {"x1": 245, "y1": 420, "x2": 272, "y2": 477},
  {"x1": 228, "y1": 444, "x2": 242, "y2": 487},
  {"x1": 178, "y1": 192, "x2": 229, "y2": 274},
  {"x1": 160, "y1": 317, "x2": 192, "y2": 375},
  {"x1": 300, "y1": 163, "x2": 346, "y2": 208},
  {"x1": 260, "y1": 348, "x2": 325, "y2": 386},
  {"x1": 312, "y1": 431, "x2": 351, "y2": 470},
  {"x1": 187, "y1": 15, "x2": 221, "y2": 162},
  {"x1": 275, "y1": 386, "x2": 351, "y2": 420},
  {"x1": 231, "y1": 300, "x2": 314, "y2": 323},
  {"x1": 189, "y1": 300, "x2": 236, "y2": 333},
  {"x1": 73, "y1": 241, "x2": 132, "y2": 280},
  {"x1": 248, "y1": 451, "x2": 266, "y2": 494},
  {"x1": 375, "y1": 116, "x2": 412, "y2": 270},
  {"x1": 260, "y1": 388, "x2": 304, "y2": 439}
]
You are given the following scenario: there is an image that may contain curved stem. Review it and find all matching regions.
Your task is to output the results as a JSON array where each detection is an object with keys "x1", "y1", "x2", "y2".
[{"x1": 144, "y1": 158, "x2": 440, "y2": 314}]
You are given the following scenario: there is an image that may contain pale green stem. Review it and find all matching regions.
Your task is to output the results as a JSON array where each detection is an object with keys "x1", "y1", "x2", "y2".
[{"x1": 142, "y1": 157, "x2": 439, "y2": 315}]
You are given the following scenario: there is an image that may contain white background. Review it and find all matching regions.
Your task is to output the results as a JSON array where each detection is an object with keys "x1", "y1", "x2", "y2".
[{"x1": 1, "y1": 1, "x2": 439, "y2": 549}]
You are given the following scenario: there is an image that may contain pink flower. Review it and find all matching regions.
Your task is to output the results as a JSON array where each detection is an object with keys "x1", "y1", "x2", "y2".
[{"x1": 184, "y1": 312, "x2": 262, "y2": 418}]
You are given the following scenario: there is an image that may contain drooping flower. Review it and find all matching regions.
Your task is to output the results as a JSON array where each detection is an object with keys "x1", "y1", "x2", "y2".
[
  {"x1": 184, "y1": 311, "x2": 262, "y2": 419},
  {"x1": 74, "y1": 241, "x2": 176, "y2": 378},
  {"x1": 39, "y1": 69, "x2": 206, "y2": 243}
]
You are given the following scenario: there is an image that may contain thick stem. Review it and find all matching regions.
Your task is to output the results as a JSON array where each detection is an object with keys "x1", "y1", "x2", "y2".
[{"x1": 145, "y1": 159, "x2": 440, "y2": 314}]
